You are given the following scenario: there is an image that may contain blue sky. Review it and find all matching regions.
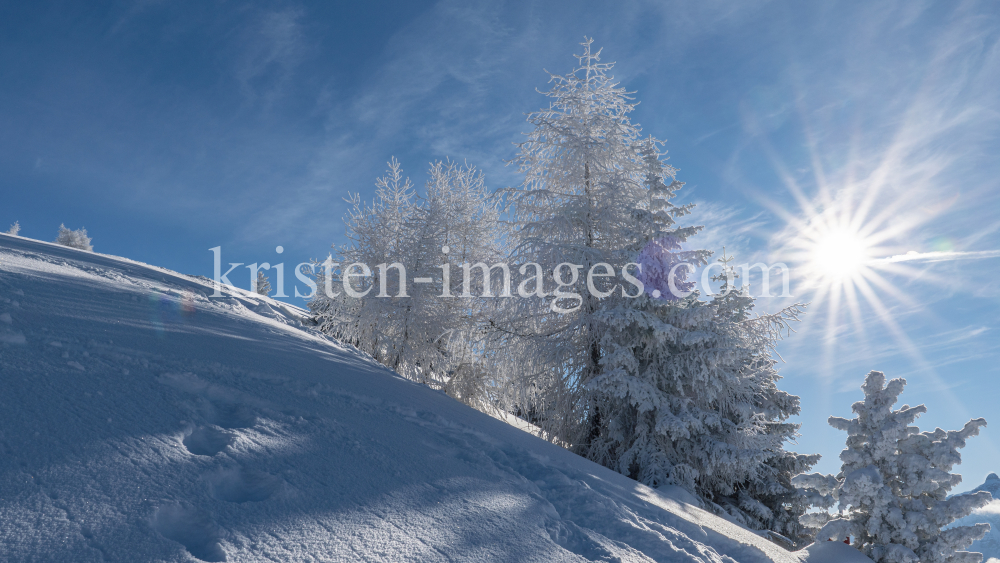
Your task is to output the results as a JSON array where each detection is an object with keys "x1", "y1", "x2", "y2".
[{"x1": 2, "y1": 0, "x2": 999, "y2": 490}]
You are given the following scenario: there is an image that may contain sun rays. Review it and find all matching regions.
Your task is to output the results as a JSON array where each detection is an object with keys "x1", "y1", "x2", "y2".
[{"x1": 756, "y1": 113, "x2": 993, "y2": 424}]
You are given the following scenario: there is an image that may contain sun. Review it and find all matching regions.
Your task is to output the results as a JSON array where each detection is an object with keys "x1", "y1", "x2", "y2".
[
  {"x1": 768, "y1": 183, "x2": 945, "y2": 385},
  {"x1": 810, "y1": 229, "x2": 870, "y2": 280}
]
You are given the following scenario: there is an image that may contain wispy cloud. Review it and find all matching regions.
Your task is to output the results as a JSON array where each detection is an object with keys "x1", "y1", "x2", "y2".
[
  {"x1": 872, "y1": 250, "x2": 1000, "y2": 264},
  {"x1": 685, "y1": 200, "x2": 769, "y2": 260},
  {"x1": 233, "y1": 8, "x2": 306, "y2": 106}
]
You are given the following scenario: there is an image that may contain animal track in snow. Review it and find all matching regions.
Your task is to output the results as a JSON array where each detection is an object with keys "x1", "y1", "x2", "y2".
[
  {"x1": 156, "y1": 372, "x2": 260, "y2": 429},
  {"x1": 206, "y1": 401, "x2": 257, "y2": 430},
  {"x1": 182, "y1": 426, "x2": 234, "y2": 457},
  {"x1": 151, "y1": 502, "x2": 226, "y2": 562},
  {"x1": 207, "y1": 467, "x2": 281, "y2": 503}
]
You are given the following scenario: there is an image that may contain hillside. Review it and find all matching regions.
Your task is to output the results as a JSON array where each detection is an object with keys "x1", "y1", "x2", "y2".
[{"x1": 0, "y1": 233, "x2": 849, "y2": 562}]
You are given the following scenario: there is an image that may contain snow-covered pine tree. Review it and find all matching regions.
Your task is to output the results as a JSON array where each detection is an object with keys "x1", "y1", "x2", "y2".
[
  {"x1": 495, "y1": 39, "x2": 815, "y2": 537},
  {"x1": 588, "y1": 246, "x2": 812, "y2": 538},
  {"x1": 254, "y1": 270, "x2": 271, "y2": 296},
  {"x1": 7, "y1": 221, "x2": 19, "y2": 236},
  {"x1": 817, "y1": 370, "x2": 991, "y2": 563},
  {"x1": 55, "y1": 224, "x2": 93, "y2": 251},
  {"x1": 705, "y1": 251, "x2": 818, "y2": 542},
  {"x1": 495, "y1": 38, "x2": 707, "y2": 442}
]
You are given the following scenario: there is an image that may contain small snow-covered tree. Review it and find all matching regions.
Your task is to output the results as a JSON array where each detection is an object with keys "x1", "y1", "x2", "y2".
[
  {"x1": 55, "y1": 224, "x2": 93, "y2": 251},
  {"x1": 817, "y1": 370, "x2": 991, "y2": 563},
  {"x1": 310, "y1": 158, "x2": 504, "y2": 410},
  {"x1": 6, "y1": 221, "x2": 19, "y2": 236},
  {"x1": 254, "y1": 270, "x2": 271, "y2": 296},
  {"x1": 311, "y1": 158, "x2": 418, "y2": 367}
]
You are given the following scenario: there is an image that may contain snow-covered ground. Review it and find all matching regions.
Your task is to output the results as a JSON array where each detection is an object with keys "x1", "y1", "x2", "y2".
[{"x1": 0, "y1": 233, "x2": 861, "y2": 562}]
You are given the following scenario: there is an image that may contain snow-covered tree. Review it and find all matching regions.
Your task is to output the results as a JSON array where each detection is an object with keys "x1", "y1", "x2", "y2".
[
  {"x1": 310, "y1": 158, "x2": 504, "y2": 410},
  {"x1": 6, "y1": 221, "x2": 19, "y2": 236},
  {"x1": 412, "y1": 159, "x2": 506, "y2": 408},
  {"x1": 493, "y1": 39, "x2": 815, "y2": 537},
  {"x1": 254, "y1": 270, "x2": 271, "y2": 296},
  {"x1": 311, "y1": 158, "x2": 418, "y2": 368},
  {"x1": 55, "y1": 224, "x2": 93, "y2": 251},
  {"x1": 587, "y1": 248, "x2": 813, "y2": 537},
  {"x1": 494, "y1": 38, "x2": 705, "y2": 441},
  {"x1": 817, "y1": 370, "x2": 991, "y2": 563},
  {"x1": 706, "y1": 253, "x2": 818, "y2": 541}
]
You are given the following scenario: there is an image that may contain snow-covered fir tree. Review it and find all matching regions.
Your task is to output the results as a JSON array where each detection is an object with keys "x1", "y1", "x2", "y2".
[
  {"x1": 588, "y1": 247, "x2": 813, "y2": 538},
  {"x1": 816, "y1": 370, "x2": 991, "y2": 563},
  {"x1": 254, "y1": 270, "x2": 271, "y2": 296},
  {"x1": 6, "y1": 221, "x2": 19, "y2": 236},
  {"x1": 705, "y1": 251, "x2": 817, "y2": 541},
  {"x1": 55, "y1": 224, "x2": 92, "y2": 251},
  {"x1": 494, "y1": 39, "x2": 815, "y2": 535}
]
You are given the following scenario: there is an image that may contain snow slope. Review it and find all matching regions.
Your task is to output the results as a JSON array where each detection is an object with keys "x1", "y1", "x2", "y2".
[
  {"x1": 796, "y1": 541, "x2": 874, "y2": 563},
  {"x1": 0, "y1": 233, "x2": 846, "y2": 562}
]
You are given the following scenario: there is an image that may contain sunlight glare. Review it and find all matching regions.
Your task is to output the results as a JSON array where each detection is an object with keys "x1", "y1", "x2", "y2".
[{"x1": 811, "y1": 229, "x2": 870, "y2": 279}]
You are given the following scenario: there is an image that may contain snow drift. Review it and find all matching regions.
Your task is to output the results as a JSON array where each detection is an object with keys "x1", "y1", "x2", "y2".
[{"x1": 0, "y1": 233, "x2": 854, "y2": 562}]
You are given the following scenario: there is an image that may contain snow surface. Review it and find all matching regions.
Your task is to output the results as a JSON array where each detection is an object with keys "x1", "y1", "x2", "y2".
[
  {"x1": 0, "y1": 233, "x2": 862, "y2": 562},
  {"x1": 796, "y1": 541, "x2": 875, "y2": 563}
]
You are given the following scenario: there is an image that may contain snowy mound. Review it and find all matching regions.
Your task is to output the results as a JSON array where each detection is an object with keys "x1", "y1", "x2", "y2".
[
  {"x1": 975, "y1": 474, "x2": 1000, "y2": 497},
  {"x1": 0, "y1": 233, "x2": 832, "y2": 562},
  {"x1": 951, "y1": 473, "x2": 1000, "y2": 562}
]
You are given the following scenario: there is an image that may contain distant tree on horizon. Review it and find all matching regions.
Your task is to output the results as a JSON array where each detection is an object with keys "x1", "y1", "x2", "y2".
[
  {"x1": 254, "y1": 270, "x2": 271, "y2": 296},
  {"x1": 54, "y1": 224, "x2": 92, "y2": 251}
]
